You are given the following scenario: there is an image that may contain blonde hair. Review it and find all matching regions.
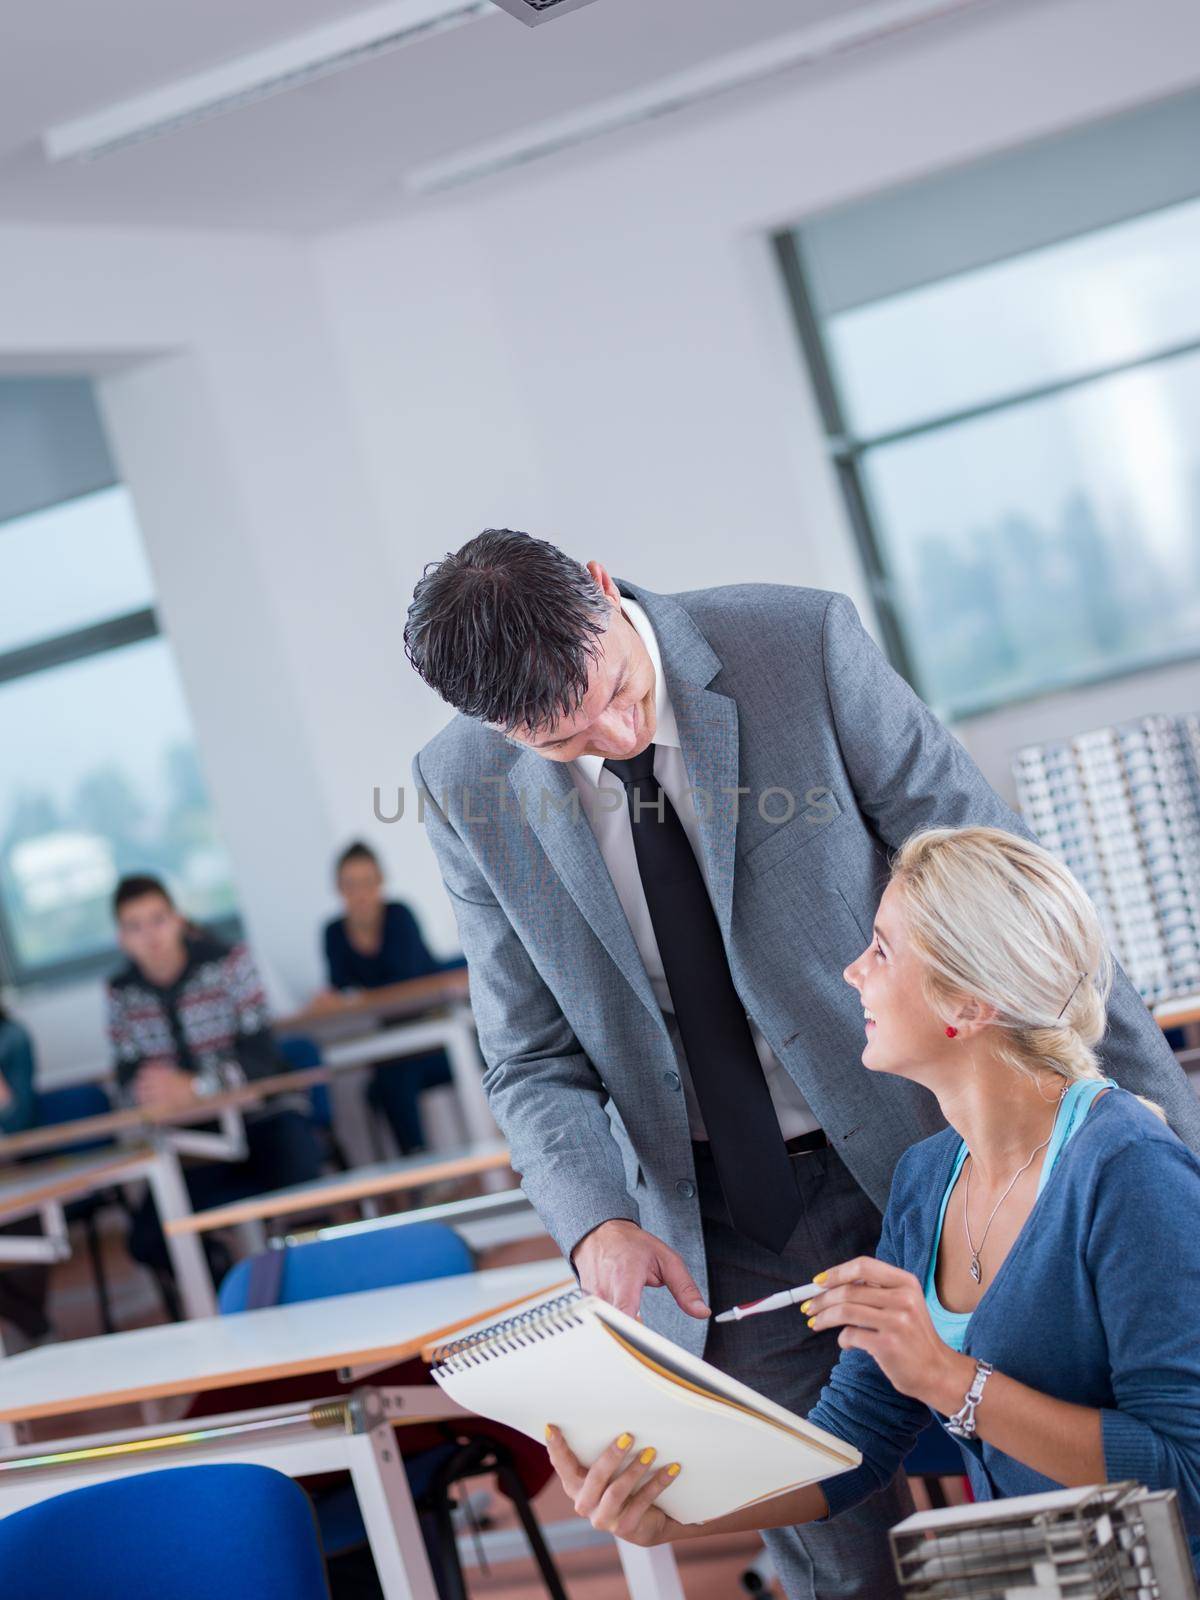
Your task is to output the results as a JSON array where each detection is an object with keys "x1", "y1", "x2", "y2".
[{"x1": 890, "y1": 826, "x2": 1164, "y2": 1119}]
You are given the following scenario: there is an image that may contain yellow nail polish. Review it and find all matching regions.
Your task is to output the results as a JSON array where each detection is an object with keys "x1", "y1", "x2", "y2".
[
  {"x1": 800, "y1": 1299, "x2": 813, "y2": 1314},
  {"x1": 545, "y1": 1424, "x2": 554, "y2": 1439},
  {"x1": 813, "y1": 1271, "x2": 828, "y2": 1284},
  {"x1": 639, "y1": 1447, "x2": 657, "y2": 1466},
  {"x1": 806, "y1": 1317, "x2": 816, "y2": 1329},
  {"x1": 616, "y1": 1433, "x2": 633, "y2": 1451},
  {"x1": 667, "y1": 1463, "x2": 681, "y2": 1478}
]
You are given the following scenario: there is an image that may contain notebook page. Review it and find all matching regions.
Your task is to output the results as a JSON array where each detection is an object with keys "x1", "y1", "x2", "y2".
[{"x1": 432, "y1": 1294, "x2": 858, "y2": 1524}]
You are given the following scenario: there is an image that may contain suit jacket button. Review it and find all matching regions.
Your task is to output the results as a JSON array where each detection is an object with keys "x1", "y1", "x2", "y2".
[
  {"x1": 663, "y1": 1071, "x2": 681, "y2": 1091},
  {"x1": 675, "y1": 1179, "x2": 695, "y2": 1198}
]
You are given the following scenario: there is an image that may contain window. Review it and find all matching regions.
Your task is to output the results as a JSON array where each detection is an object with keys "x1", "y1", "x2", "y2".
[
  {"x1": 0, "y1": 384, "x2": 238, "y2": 986},
  {"x1": 777, "y1": 92, "x2": 1200, "y2": 720}
]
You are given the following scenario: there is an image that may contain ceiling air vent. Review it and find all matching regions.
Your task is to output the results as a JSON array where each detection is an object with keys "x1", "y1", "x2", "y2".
[{"x1": 488, "y1": 0, "x2": 601, "y2": 25}]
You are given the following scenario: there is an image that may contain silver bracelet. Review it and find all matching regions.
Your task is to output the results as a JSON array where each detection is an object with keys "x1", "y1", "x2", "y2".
[{"x1": 945, "y1": 1358, "x2": 994, "y2": 1438}]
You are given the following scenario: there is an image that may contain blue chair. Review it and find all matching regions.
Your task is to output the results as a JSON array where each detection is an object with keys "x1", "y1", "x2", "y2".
[
  {"x1": 31, "y1": 1082, "x2": 121, "y2": 1334},
  {"x1": 276, "y1": 1036, "x2": 347, "y2": 1171},
  {"x1": 217, "y1": 1220, "x2": 473, "y2": 1313},
  {"x1": 216, "y1": 1225, "x2": 565, "y2": 1600},
  {"x1": 0, "y1": 1463, "x2": 330, "y2": 1599}
]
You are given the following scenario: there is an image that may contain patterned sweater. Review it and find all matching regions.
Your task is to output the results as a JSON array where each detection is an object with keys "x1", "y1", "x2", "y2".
[{"x1": 106, "y1": 932, "x2": 294, "y2": 1116}]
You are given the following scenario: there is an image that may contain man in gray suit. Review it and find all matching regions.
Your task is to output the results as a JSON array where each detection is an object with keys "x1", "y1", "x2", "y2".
[{"x1": 406, "y1": 531, "x2": 1199, "y2": 1600}]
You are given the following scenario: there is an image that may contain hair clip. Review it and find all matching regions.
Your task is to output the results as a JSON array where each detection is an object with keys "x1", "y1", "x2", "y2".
[{"x1": 1055, "y1": 971, "x2": 1087, "y2": 1021}]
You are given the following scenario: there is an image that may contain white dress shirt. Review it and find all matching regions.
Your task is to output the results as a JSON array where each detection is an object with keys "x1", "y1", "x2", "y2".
[{"x1": 571, "y1": 597, "x2": 820, "y2": 1142}]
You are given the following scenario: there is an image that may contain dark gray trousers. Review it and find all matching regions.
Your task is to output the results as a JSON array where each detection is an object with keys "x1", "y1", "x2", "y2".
[{"x1": 694, "y1": 1139, "x2": 911, "y2": 1600}]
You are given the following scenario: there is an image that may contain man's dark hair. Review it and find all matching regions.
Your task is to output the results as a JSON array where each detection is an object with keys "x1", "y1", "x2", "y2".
[
  {"x1": 404, "y1": 530, "x2": 609, "y2": 731},
  {"x1": 112, "y1": 874, "x2": 174, "y2": 918},
  {"x1": 336, "y1": 840, "x2": 380, "y2": 878}
]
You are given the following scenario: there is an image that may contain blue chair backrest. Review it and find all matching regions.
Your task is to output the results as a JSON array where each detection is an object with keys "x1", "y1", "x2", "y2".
[
  {"x1": 218, "y1": 1220, "x2": 473, "y2": 1314},
  {"x1": 0, "y1": 1463, "x2": 330, "y2": 1600},
  {"x1": 277, "y1": 1035, "x2": 333, "y2": 1129},
  {"x1": 32, "y1": 1082, "x2": 114, "y2": 1154}
]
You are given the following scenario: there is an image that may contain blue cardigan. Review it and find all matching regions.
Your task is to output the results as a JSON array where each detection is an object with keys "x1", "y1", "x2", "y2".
[
  {"x1": 809, "y1": 1088, "x2": 1200, "y2": 1557},
  {"x1": 323, "y1": 901, "x2": 466, "y2": 992}
]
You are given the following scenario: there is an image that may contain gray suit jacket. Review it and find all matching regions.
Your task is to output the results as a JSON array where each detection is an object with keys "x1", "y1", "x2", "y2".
[{"x1": 415, "y1": 581, "x2": 1200, "y2": 1354}]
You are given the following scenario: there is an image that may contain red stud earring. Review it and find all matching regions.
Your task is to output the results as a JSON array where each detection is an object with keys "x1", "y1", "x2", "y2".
[{"x1": 945, "y1": 1026, "x2": 958, "y2": 1038}]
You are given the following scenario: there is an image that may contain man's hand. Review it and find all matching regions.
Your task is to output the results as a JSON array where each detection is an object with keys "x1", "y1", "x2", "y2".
[
  {"x1": 572, "y1": 1219, "x2": 710, "y2": 1320},
  {"x1": 132, "y1": 1061, "x2": 200, "y2": 1112},
  {"x1": 308, "y1": 988, "x2": 349, "y2": 1016}
]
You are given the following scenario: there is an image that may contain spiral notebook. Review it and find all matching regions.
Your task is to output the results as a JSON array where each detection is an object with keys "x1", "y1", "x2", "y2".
[{"x1": 429, "y1": 1287, "x2": 860, "y2": 1524}]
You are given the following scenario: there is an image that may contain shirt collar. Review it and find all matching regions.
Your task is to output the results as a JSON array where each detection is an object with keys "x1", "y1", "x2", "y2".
[{"x1": 575, "y1": 595, "x2": 680, "y2": 788}]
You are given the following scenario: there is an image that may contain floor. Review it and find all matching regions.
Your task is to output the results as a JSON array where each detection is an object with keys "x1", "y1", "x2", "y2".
[{"x1": 3, "y1": 1186, "x2": 962, "y2": 1600}]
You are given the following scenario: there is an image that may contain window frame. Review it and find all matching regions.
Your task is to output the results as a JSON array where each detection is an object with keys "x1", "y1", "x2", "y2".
[
  {"x1": 773, "y1": 227, "x2": 1200, "y2": 721},
  {"x1": 0, "y1": 602, "x2": 240, "y2": 992}
]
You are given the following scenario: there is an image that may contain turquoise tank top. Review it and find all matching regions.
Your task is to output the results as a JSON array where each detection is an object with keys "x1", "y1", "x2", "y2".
[{"x1": 923, "y1": 1078, "x2": 1117, "y2": 1351}]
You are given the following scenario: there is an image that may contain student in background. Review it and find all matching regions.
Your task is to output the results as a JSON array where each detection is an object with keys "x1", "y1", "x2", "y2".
[
  {"x1": 107, "y1": 875, "x2": 321, "y2": 1291},
  {"x1": 317, "y1": 841, "x2": 466, "y2": 1153},
  {"x1": 0, "y1": 1005, "x2": 52, "y2": 1344},
  {"x1": 549, "y1": 828, "x2": 1200, "y2": 1578}
]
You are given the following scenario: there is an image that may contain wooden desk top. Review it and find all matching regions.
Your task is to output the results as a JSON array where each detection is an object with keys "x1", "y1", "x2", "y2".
[
  {"x1": 1155, "y1": 994, "x2": 1200, "y2": 1030},
  {"x1": 0, "y1": 1064, "x2": 338, "y2": 1165},
  {"x1": 0, "y1": 1147, "x2": 155, "y2": 1225},
  {"x1": 0, "y1": 1259, "x2": 569, "y2": 1423},
  {"x1": 276, "y1": 970, "x2": 470, "y2": 1037},
  {"x1": 166, "y1": 1141, "x2": 512, "y2": 1234}
]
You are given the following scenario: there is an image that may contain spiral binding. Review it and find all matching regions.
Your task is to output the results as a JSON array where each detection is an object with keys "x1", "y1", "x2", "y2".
[{"x1": 432, "y1": 1288, "x2": 586, "y2": 1374}]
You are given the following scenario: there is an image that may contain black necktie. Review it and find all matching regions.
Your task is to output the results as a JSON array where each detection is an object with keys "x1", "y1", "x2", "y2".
[{"x1": 604, "y1": 745, "x2": 801, "y2": 1253}]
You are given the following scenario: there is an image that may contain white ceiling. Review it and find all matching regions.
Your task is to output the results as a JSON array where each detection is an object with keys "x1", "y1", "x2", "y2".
[{"x1": 0, "y1": 0, "x2": 882, "y2": 232}]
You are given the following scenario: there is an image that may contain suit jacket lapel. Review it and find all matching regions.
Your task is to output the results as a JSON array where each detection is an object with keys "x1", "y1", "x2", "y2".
[{"x1": 507, "y1": 753, "x2": 666, "y2": 1031}]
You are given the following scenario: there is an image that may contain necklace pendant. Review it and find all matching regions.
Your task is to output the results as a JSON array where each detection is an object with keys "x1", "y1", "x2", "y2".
[{"x1": 969, "y1": 1255, "x2": 982, "y2": 1284}]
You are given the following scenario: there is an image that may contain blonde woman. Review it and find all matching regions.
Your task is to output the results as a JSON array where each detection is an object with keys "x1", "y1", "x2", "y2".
[{"x1": 546, "y1": 826, "x2": 1200, "y2": 1571}]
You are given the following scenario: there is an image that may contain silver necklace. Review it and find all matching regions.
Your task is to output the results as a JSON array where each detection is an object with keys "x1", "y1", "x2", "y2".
[{"x1": 962, "y1": 1088, "x2": 1066, "y2": 1284}]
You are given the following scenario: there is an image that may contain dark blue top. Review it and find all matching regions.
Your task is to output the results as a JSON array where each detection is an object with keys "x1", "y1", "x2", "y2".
[
  {"x1": 809, "y1": 1088, "x2": 1200, "y2": 1561},
  {"x1": 0, "y1": 1017, "x2": 37, "y2": 1136},
  {"x1": 323, "y1": 901, "x2": 465, "y2": 992}
]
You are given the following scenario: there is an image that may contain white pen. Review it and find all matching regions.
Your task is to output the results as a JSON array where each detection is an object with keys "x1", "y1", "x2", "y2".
[{"x1": 714, "y1": 1282, "x2": 825, "y2": 1323}]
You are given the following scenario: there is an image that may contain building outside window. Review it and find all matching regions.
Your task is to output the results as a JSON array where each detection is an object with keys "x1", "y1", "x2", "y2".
[
  {"x1": 0, "y1": 379, "x2": 238, "y2": 987},
  {"x1": 776, "y1": 91, "x2": 1200, "y2": 722}
]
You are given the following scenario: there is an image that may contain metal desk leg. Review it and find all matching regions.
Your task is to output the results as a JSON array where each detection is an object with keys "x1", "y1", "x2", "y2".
[
  {"x1": 145, "y1": 1147, "x2": 217, "y2": 1319},
  {"x1": 346, "y1": 1421, "x2": 439, "y2": 1600},
  {"x1": 617, "y1": 1539, "x2": 688, "y2": 1600},
  {"x1": 442, "y1": 1008, "x2": 498, "y2": 1147}
]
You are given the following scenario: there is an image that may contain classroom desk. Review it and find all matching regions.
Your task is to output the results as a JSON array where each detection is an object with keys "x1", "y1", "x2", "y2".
[
  {"x1": 0, "y1": 996, "x2": 494, "y2": 1164},
  {"x1": 276, "y1": 970, "x2": 471, "y2": 1036},
  {"x1": 283, "y1": 1187, "x2": 545, "y2": 1253},
  {"x1": 0, "y1": 1258, "x2": 570, "y2": 1424},
  {"x1": 0, "y1": 1143, "x2": 217, "y2": 1322},
  {"x1": 0, "y1": 1148, "x2": 155, "y2": 1266},
  {"x1": 278, "y1": 970, "x2": 494, "y2": 1145},
  {"x1": 0, "y1": 1260, "x2": 568, "y2": 1600},
  {"x1": 165, "y1": 1141, "x2": 513, "y2": 1238},
  {"x1": 0, "y1": 1259, "x2": 681, "y2": 1600}
]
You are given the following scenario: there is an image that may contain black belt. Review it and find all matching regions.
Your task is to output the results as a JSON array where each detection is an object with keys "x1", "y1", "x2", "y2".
[{"x1": 784, "y1": 1128, "x2": 828, "y2": 1156}]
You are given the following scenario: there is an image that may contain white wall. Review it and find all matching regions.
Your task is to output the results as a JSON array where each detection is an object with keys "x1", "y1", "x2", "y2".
[
  {"x1": 315, "y1": 0, "x2": 1200, "y2": 854},
  {"x1": 0, "y1": 224, "x2": 451, "y2": 1077}
]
